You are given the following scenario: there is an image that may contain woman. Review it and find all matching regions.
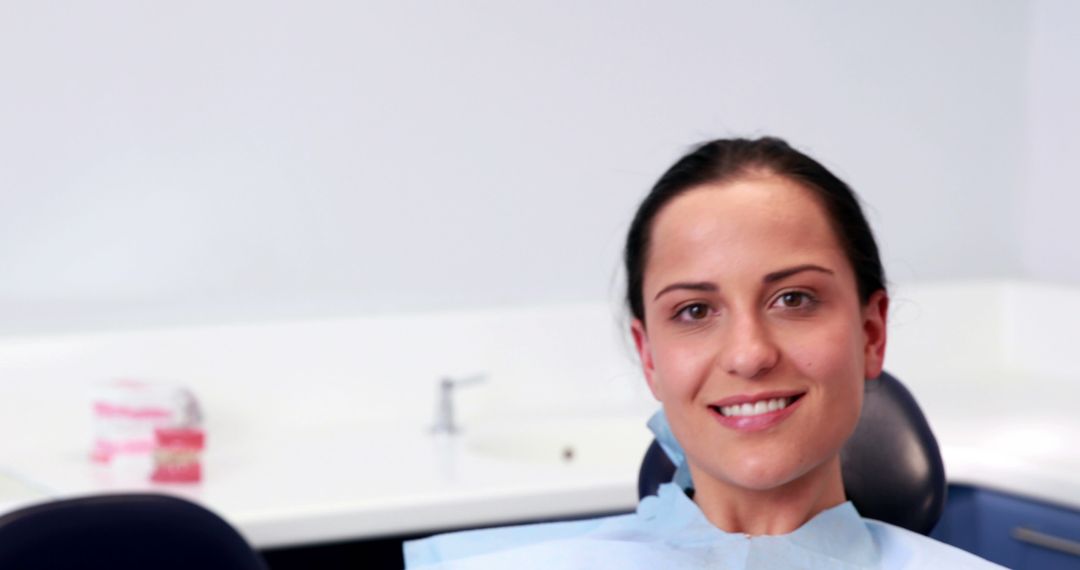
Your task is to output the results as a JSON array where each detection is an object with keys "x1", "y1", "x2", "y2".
[{"x1": 405, "y1": 137, "x2": 1000, "y2": 568}]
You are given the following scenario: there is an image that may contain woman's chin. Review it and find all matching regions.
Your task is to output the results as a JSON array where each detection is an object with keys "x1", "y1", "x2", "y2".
[{"x1": 693, "y1": 456, "x2": 831, "y2": 495}]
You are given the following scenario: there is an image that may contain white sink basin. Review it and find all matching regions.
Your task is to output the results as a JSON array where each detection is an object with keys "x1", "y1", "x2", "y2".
[{"x1": 465, "y1": 416, "x2": 655, "y2": 469}]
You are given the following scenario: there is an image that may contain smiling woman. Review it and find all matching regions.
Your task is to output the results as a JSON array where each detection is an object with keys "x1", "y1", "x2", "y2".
[
  {"x1": 627, "y1": 143, "x2": 888, "y2": 536},
  {"x1": 403, "y1": 138, "x2": 1003, "y2": 569}
]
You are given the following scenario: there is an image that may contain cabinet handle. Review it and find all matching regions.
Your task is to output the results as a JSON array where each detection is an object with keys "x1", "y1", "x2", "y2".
[{"x1": 1011, "y1": 527, "x2": 1080, "y2": 558}]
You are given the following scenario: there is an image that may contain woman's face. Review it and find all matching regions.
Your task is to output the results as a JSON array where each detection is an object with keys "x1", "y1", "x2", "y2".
[{"x1": 631, "y1": 175, "x2": 887, "y2": 495}]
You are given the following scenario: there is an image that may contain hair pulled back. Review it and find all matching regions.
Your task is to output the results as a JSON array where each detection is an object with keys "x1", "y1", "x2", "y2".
[{"x1": 624, "y1": 137, "x2": 885, "y2": 323}]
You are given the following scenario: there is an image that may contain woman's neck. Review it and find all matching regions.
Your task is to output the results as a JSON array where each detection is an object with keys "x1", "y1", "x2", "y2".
[{"x1": 687, "y1": 455, "x2": 847, "y2": 536}]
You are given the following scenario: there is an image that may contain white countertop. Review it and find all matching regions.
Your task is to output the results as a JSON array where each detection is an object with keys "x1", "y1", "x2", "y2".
[
  {"x1": 0, "y1": 415, "x2": 655, "y2": 548},
  {"x1": 1, "y1": 281, "x2": 1078, "y2": 549},
  {"x1": 910, "y1": 373, "x2": 1080, "y2": 513},
  {"x1": 3, "y1": 394, "x2": 1078, "y2": 550}
]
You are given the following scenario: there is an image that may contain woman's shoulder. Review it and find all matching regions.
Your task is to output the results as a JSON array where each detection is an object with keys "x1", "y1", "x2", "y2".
[
  {"x1": 862, "y1": 519, "x2": 1006, "y2": 569},
  {"x1": 403, "y1": 483, "x2": 700, "y2": 568},
  {"x1": 403, "y1": 512, "x2": 633, "y2": 568},
  {"x1": 404, "y1": 485, "x2": 1007, "y2": 569}
]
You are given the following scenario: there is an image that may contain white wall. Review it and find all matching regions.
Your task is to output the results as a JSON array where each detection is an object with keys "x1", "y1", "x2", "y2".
[
  {"x1": 0, "y1": 1, "x2": 1031, "y2": 334},
  {"x1": 1022, "y1": 0, "x2": 1080, "y2": 284}
]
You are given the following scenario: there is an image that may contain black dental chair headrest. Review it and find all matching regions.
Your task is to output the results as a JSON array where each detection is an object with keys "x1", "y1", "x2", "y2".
[
  {"x1": 637, "y1": 371, "x2": 947, "y2": 535},
  {"x1": 0, "y1": 493, "x2": 268, "y2": 570}
]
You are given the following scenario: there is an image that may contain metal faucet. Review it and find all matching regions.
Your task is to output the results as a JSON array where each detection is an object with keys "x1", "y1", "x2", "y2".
[{"x1": 432, "y1": 374, "x2": 486, "y2": 435}]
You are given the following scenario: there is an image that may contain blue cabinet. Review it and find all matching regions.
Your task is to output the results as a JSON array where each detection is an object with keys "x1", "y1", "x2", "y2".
[{"x1": 931, "y1": 484, "x2": 1080, "y2": 569}]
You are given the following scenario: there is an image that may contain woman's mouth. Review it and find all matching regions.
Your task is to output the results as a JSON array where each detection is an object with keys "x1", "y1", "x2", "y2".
[
  {"x1": 713, "y1": 396, "x2": 799, "y2": 418},
  {"x1": 708, "y1": 393, "x2": 805, "y2": 431}
]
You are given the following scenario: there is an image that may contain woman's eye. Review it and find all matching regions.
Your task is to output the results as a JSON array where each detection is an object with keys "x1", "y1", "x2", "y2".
[
  {"x1": 675, "y1": 303, "x2": 711, "y2": 321},
  {"x1": 773, "y1": 291, "x2": 816, "y2": 309}
]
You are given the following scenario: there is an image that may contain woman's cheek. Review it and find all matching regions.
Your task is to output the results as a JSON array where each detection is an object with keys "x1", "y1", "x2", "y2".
[
  {"x1": 782, "y1": 316, "x2": 859, "y2": 377},
  {"x1": 655, "y1": 339, "x2": 713, "y2": 399}
]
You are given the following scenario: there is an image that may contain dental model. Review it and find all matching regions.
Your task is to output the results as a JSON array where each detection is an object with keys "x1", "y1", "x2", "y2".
[{"x1": 151, "y1": 427, "x2": 205, "y2": 483}]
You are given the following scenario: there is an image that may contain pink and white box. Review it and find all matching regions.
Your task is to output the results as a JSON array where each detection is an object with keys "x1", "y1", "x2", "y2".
[{"x1": 91, "y1": 380, "x2": 204, "y2": 482}]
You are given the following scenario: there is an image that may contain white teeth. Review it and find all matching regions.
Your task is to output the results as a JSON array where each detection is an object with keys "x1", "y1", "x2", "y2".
[{"x1": 718, "y1": 397, "x2": 793, "y2": 417}]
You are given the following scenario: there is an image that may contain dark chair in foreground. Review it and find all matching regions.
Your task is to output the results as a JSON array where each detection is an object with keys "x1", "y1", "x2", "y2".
[
  {"x1": 638, "y1": 371, "x2": 946, "y2": 535},
  {"x1": 0, "y1": 493, "x2": 268, "y2": 570}
]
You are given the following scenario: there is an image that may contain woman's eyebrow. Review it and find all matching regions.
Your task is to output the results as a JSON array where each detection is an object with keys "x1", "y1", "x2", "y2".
[
  {"x1": 653, "y1": 281, "x2": 717, "y2": 301},
  {"x1": 763, "y1": 264, "x2": 834, "y2": 283}
]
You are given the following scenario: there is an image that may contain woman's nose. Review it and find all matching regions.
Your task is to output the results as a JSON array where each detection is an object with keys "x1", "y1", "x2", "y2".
[{"x1": 720, "y1": 314, "x2": 779, "y2": 379}]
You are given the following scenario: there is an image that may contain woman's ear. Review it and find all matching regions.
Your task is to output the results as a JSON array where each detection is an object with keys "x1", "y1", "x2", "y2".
[
  {"x1": 862, "y1": 290, "x2": 889, "y2": 380},
  {"x1": 630, "y1": 319, "x2": 661, "y2": 400}
]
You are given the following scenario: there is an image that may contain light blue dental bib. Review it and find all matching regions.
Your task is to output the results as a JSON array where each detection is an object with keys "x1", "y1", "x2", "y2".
[{"x1": 404, "y1": 411, "x2": 1002, "y2": 569}]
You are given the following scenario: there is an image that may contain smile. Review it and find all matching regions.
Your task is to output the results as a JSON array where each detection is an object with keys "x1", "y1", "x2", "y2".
[
  {"x1": 715, "y1": 396, "x2": 796, "y2": 418},
  {"x1": 707, "y1": 392, "x2": 806, "y2": 431}
]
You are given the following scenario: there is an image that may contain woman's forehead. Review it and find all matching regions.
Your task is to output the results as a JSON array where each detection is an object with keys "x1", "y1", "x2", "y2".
[{"x1": 644, "y1": 178, "x2": 848, "y2": 291}]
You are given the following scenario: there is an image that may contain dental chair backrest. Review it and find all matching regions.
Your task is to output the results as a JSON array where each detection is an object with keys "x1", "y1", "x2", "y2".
[{"x1": 637, "y1": 371, "x2": 947, "y2": 535}]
